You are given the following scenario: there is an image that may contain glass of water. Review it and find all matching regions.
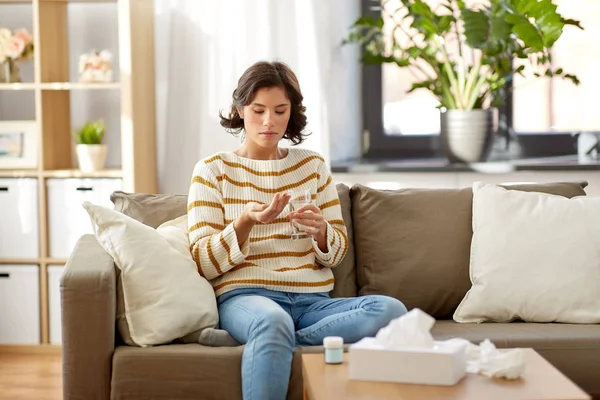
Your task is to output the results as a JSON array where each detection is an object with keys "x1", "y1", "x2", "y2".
[{"x1": 288, "y1": 188, "x2": 312, "y2": 240}]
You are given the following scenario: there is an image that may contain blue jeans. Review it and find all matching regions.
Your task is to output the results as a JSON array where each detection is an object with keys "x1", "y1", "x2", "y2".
[{"x1": 217, "y1": 288, "x2": 407, "y2": 400}]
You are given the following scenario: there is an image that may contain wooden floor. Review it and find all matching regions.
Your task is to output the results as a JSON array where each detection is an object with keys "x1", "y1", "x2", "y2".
[{"x1": 0, "y1": 352, "x2": 62, "y2": 400}]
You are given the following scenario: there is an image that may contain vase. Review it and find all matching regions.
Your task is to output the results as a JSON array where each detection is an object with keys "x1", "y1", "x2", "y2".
[
  {"x1": 0, "y1": 59, "x2": 21, "y2": 83},
  {"x1": 440, "y1": 109, "x2": 497, "y2": 163},
  {"x1": 76, "y1": 144, "x2": 108, "y2": 172}
]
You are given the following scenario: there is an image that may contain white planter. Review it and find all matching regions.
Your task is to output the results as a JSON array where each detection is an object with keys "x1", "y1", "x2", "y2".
[
  {"x1": 440, "y1": 109, "x2": 497, "y2": 163},
  {"x1": 76, "y1": 144, "x2": 108, "y2": 172}
]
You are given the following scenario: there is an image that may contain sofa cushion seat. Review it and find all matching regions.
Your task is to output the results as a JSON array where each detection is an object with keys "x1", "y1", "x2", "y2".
[
  {"x1": 432, "y1": 320, "x2": 600, "y2": 397},
  {"x1": 111, "y1": 344, "x2": 326, "y2": 400}
]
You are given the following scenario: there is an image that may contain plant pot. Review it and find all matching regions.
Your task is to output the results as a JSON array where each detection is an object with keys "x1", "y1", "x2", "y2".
[
  {"x1": 76, "y1": 144, "x2": 107, "y2": 172},
  {"x1": 440, "y1": 109, "x2": 496, "y2": 163}
]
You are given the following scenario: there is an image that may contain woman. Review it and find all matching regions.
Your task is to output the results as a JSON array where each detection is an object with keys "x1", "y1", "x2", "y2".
[{"x1": 187, "y1": 60, "x2": 407, "y2": 400}]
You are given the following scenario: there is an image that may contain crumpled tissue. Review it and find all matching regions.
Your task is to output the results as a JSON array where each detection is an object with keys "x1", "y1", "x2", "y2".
[
  {"x1": 375, "y1": 306, "x2": 436, "y2": 348},
  {"x1": 462, "y1": 338, "x2": 526, "y2": 379},
  {"x1": 373, "y1": 308, "x2": 527, "y2": 380}
]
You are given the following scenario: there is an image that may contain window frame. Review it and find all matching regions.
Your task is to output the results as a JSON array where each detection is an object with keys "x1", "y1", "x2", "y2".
[{"x1": 360, "y1": 0, "x2": 579, "y2": 161}]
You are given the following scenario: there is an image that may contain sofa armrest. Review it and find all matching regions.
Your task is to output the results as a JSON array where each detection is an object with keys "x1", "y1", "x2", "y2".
[{"x1": 61, "y1": 234, "x2": 116, "y2": 400}]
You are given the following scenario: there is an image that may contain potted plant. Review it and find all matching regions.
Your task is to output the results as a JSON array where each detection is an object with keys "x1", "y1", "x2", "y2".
[
  {"x1": 74, "y1": 120, "x2": 107, "y2": 172},
  {"x1": 344, "y1": 0, "x2": 582, "y2": 163}
]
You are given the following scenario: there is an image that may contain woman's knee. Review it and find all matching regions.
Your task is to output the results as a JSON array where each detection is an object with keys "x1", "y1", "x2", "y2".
[
  {"x1": 250, "y1": 307, "x2": 295, "y2": 341},
  {"x1": 370, "y1": 295, "x2": 408, "y2": 321}
]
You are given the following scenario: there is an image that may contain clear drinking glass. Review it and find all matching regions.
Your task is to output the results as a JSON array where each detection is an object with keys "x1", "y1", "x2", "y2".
[{"x1": 288, "y1": 188, "x2": 312, "y2": 240}]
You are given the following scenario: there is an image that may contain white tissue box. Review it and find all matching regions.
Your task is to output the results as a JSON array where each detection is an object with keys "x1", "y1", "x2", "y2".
[{"x1": 348, "y1": 338, "x2": 468, "y2": 386}]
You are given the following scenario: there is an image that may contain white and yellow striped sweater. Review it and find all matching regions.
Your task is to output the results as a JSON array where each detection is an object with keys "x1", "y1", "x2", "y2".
[{"x1": 187, "y1": 148, "x2": 348, "y2": 297}]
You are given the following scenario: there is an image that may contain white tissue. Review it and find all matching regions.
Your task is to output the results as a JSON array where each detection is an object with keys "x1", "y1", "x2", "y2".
[
  {"x1": 467, "y1": 339, "x2": 526, "y2": 379},
  {"x1": 373, "y1": 309, "x2": 526, "y2": 380},
  {"x1": 375, "y1": 308, "x2": 435, "y2": 349}
]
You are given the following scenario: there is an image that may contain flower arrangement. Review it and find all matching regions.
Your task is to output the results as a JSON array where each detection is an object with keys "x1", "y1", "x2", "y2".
[
  {"x1": 78, "y1": 50, "x2": 113, "y2": 83},
  {"x1": 0, "y1": 27, "x2": 34, "y2": 83}
]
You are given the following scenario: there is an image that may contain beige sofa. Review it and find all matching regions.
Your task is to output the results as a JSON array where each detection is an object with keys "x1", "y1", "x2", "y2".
[{"x1": 61, "y1": 182, "x2": 600, "y2": 400}]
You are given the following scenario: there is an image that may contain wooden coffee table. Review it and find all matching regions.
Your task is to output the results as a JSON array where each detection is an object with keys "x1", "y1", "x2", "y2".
[{"x1": 302, "y1": 349, "x2": 590, "y2": 400}]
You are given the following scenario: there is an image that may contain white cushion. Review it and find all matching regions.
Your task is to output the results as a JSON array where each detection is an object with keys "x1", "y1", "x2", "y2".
[
  {"x1": 83, "y1": 202, "x2": 218, "y2": 347},
  {"x1": 454, "y1": 182, "x2": 600, "y2": 324}
]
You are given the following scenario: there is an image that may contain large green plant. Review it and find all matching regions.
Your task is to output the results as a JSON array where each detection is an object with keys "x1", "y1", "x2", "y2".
[{"x1": 344, "y1": 0, "x2": 582, "y2": 110}]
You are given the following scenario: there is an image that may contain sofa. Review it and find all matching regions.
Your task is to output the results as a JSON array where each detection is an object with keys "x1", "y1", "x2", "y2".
[{"x1": 61, "y1": 181, "x2": 600, "y2": 400}]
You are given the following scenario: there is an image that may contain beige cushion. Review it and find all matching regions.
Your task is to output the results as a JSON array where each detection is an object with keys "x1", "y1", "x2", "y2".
[
  {"x1": 83, "y1": 202, "x2": 218, "y2": 347},
  {"x1": 111, "y1": 191, "x2": 187, "y2": 228},
  {"x1": 111, "y1": 344, "x2": 326, "y2": 400},
  {"x1": 111, "y1": 184, "x2": 357, "y2": 298},
  {"x1": 454, "y1": 182, "x2": 600, "y2": 324},
  {"x1": 329, "y1": 183, "x2": 357, "y2": 298},
  {"x1": 350, "y1": 181, "x2": 588, "y2": 319}
]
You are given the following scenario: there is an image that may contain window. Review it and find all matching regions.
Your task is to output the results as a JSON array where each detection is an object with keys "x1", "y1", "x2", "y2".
[{"x1": 361, "y1": 0, "x2": 599, "y2": 160}]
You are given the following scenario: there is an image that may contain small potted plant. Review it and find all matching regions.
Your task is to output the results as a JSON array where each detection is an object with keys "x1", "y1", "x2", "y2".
[
  {"x1": 74, "y1": 120, "x2": 107, "y2": 172},
  {"x1": 344, "y1": 0, "x2": 583, "y2": 163}
]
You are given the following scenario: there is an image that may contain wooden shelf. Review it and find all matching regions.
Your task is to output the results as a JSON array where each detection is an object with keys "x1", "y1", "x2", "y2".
[
  {"x1": 39, "y1": 82, "x2": 121, "y2": 90},
  {"x1": 1, "y1": 0, "x2": 156, "y2": 347},
  {"x1": 0, "y1": 259, "x2": 41, "y2": 265},
  {"x1": 0, "y1": 0, "x2": 118, "y2": 3},
  {"x1": 42, "y1": 169, "x2": 123, "y2": 178},
  {"x1": 0, "y1": 83, "x2": 37, "y2": 91},
  {"x1": 40, "y1": 0, "x2": 118, "y2": 3},
  {"x1": 0, "y1": 83, "x2": 120, "y2": 90},
  {"x1": 44, "y1": 258, "x2": 68, "y2": 265},
  {"x1": 0, "y1": 170, "x2": 40, "y2": 178}
]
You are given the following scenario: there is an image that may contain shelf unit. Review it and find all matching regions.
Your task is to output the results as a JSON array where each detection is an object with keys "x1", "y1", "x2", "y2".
[{"x1": 0, "y1": 0, "x2": 157, "y2": 347}]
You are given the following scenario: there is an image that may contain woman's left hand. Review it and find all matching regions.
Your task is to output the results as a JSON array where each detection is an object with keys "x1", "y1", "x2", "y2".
[{"x1": 289, "y1": 204, "x2": 327, "y2": 240}]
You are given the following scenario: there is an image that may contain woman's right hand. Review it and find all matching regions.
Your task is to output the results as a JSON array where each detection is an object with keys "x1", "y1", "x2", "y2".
[{"x1": 243, "y1": 192, "x2": 291, "y2": 225}]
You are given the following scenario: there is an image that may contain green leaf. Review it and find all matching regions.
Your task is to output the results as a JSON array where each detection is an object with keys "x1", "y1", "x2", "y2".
[
  {"x1": 505, "y1": 13, "x2": 544, "y2": 51},
  {"x1": 561, "y1": 18, "x2": 583, "y2": 30},
  {"x1": 515, "y1": 65, "x2": 525, "y2": 75},
  {"x1": 564, "y1": 73, "x2": 580, "y2": 85},
  {"x1": 352, "y1": 16, "x2": 379, "y2": 28},
  {"x1": 408, "y1": 80, "x2": 435, "y2": 93},
  {"x1": 462, "y1": 9, "x2": 489, "y2": 49}
]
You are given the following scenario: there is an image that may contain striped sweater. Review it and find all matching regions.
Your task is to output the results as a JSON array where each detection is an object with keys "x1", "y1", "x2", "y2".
[{"x1": 187, "y1": 148, "x2": 348, "y2": 297}]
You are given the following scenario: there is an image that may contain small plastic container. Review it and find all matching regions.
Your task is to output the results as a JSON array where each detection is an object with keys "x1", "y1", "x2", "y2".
[{"x1": 323, "y1": 336, "x2": 344, "y2": 364}]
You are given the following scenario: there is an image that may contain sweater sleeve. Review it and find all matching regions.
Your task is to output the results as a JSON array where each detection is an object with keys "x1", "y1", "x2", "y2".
[
  {"x1": 311, "y1": 160, "x2": 348, "y2": 268},
  {"x1": 188, "y1": 161, "x2": 249, "y2": 280}
]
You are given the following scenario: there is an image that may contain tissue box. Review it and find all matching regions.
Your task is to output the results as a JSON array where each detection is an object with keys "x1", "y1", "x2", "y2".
[{"x1": 348, "y1": 338, "x2": 467, "y2": 386}]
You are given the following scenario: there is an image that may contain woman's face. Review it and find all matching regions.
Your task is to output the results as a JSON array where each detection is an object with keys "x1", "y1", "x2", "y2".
[{"x1": 239, "y1": 86, "x2": 291, "y2": 149}]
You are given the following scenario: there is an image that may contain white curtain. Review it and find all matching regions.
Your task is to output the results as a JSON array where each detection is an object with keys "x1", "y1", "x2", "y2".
[{"x1": 154, "y1": 0, "x2": 362, "y2": 194}]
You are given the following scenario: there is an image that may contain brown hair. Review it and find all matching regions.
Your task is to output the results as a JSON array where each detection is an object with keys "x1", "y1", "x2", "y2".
[{"x1": 219, "y1": 61, "x2": 308, "y2": 145}]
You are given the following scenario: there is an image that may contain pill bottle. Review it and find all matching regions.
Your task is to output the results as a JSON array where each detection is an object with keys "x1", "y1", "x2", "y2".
[{"x1": 323, "y1": 336, "x2": 344, "y2": 364}]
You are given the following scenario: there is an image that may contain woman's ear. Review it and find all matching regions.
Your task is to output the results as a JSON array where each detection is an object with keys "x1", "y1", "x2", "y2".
[{"x1": 237, "y1": 107, "x2": 244, "y2": 119}]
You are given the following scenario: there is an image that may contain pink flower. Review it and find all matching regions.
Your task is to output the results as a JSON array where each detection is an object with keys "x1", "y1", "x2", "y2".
[
  {"x1": 13, "y1": 29, "x2": 32, "y2": 45},
  {"x1": 5, "y1": 36, "x2": 25, "y2": 59}
]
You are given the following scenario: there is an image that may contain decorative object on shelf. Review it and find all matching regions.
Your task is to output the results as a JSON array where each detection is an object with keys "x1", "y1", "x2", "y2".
[
  {"x1": 78, "y1": 50, "x2": 113, "y2": 83},
  {"x1": 344, "y1": 0, "x2": 582, "y2": 163},
  {"x1": 0, "y1": 121, "x2": 38, "y2": 169},
  {"x1": 0, "y1": 27, "x2": 34, "y2": 83},
  {"x1": 74, "y1": 120, "x2": 107, "y2": 172}
]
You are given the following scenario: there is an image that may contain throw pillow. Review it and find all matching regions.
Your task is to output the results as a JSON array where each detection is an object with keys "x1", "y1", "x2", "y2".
[
  {"x1": 82, "y1": 202, "x2": 218, "y2": 347},
  {"x1": 350, "y1": 181, "x2": 588, "y2": 319},
  {"x1": 110, "y1": 191, "x2": 187, "y2": 228},
  {"x1": 454, "y1": 182, "x2": 600, "y2": 324}
]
